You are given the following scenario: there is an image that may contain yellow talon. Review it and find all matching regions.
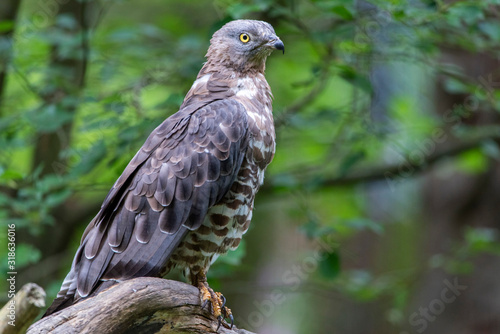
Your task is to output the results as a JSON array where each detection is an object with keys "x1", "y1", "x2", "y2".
[{"x1": 194, "y1": 271, "x2": 233, "y2": 329}]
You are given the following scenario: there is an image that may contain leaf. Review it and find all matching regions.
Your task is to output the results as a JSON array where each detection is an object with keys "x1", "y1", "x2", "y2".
[
  {"x1": 338, "y1": 151, "x2": 366, "y2": 176},
  {"x1": 482, "y1": 140, "x2": 500, "y2": 160},
  {"x1": 30, "y1": 104, "x2": 74, "y2": 133},
  {"x1": 344, "y1": 218, "x2": 384, "y2": 235},
  {"x1": 55, "y1": 14, "x2": 78, "y2": 30},
  {"x1": 37, "y1": 174, "x2": 67, "y2": 190},
  {"x1": 456, "y1": 149, "x2": 488, "y2": 174},
  {"x1": 319, "y1": 251, "x2": 341, "y2": 279},
  {"x1": 45, "y1": 189, "x2": 72, "y2": 208},
  {"x1": 300, "y1": 219, "x2": 333, "y2": 238},
  {"x1": 447, "y1": 4, "x2": 485, "y2": 27},
  {"x1": 443, "y1": 77, "x2": 470, "y2": 94},
  {"x1": 0, "y1": 169, "x2": 24, "y2": 181},
  {"x1": 479, "y1": 21, "x2": 500, "y2": 41},
  {"x1": 465, "y1": 227, "x2": 500, "y2": 254},
  {"x1": 336, "y1": 64, "x2": 372, "y2": 93},
  {"x1": 15, "y1": 244, "x2": 42, "y2": 269},
  {"x1": 71, "y1": 140, "x2": 108, "y2": 176},
  {"x1": 227, "y1": 3, "x2": 266, "y2": 19},
  {"x1": 331, "y1": 6, "x2": 354, "y2": 21},
  {"x1": 0, "y1": 20, "x2": 14, "y2": 33}
]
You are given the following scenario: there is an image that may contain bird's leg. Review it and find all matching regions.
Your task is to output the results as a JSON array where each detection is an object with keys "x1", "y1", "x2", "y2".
[{"x1": 194, "y1": 270, "x2": 233, "y2": 330}]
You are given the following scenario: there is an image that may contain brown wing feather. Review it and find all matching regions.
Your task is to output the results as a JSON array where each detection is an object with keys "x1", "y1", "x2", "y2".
[
  {"x1": 76, "y1": 99, "x2": 249, "y2": 297},
  {"x1": 46, "y1": 99, "x2": 249, "y2": 314}
]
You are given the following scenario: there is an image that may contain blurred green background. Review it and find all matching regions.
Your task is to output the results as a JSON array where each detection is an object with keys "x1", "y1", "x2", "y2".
[{"x1": 1, "y1": 0, "x2": 500, "y2": 333}]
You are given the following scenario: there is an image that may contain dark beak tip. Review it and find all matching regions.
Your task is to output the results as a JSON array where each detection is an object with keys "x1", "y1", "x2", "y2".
[{"x1": 274, "y1": 41, "x2": 285, "y2": 54}]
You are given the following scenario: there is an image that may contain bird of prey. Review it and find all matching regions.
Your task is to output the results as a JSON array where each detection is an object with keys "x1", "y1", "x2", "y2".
[{"x1": 44, "y1": 19, "x2": 284, "y2": 328}]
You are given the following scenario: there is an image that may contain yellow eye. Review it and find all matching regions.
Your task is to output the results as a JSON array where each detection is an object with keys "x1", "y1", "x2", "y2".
[{"x1": 239, "y1": 33, "x2": 250, "y2": 43}]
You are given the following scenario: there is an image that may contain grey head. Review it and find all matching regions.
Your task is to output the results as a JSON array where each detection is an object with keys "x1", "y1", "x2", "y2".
[{"x1": 205, "y1": 20, "x2": 284, "y2": 74}]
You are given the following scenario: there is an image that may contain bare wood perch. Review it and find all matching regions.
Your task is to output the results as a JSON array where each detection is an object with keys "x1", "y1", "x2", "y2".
[
  {"x1": 28, "y1": 277, "x2": 255, "y2": 334},
  {"x1": 0, "y1": 283, "x2": 46, "y2": 334}
]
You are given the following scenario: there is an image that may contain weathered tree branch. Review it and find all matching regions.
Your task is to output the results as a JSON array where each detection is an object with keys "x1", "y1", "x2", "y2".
[
  {"x1": 28, "y1": 278, "x2": 255, "y2": 334},
  {"x1": 0, "y1": 283, "x2": 46, "y2": 334}
]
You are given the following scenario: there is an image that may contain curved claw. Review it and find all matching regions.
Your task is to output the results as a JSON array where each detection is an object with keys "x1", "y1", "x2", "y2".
[
  {"x1": 201, "y1": 299, "x2": 209, "y2": 309},
  {"x1": 217, "y1": 315, "x2": 223, "y2": 331},
  {"x1": 220, "y1": 305, "x2": 233, "y2": 329},
  {"x1": 220, "y1": 294, "x2": 227, "y2": 309}
]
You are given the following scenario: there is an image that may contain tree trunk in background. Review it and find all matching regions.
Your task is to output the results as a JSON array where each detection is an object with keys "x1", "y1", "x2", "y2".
[
  {"x1": 32, "y1": 0, "x2": 90, "y2": 177},
  {"x1": 0, "y1": 0, "x2": 21, "y2": 111},
  {"x1": 18, "y1": 0, "x2": 98, "y2": 289},
  {"x1": 406, "y1": 52, "x2": 500, "y2": 334}
]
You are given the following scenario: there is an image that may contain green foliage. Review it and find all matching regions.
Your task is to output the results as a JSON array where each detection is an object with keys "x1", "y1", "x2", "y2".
[
  {"x1": 456, "y1": 148, "x2": 489, "y2": 174},
  {"x1": 0, "y1": 170, "x2": 72, "y2": 232},
  {"x1": 430, "y1": 227, "x2": 500, "y2": 275}
]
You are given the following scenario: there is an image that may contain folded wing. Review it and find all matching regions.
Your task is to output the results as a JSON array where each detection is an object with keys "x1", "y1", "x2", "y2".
[{"x1": 48, "y1": 99, "x2": 249, "y2": 314}]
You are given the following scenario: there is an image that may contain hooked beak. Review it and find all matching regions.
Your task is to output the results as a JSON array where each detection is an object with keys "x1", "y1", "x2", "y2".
[{"x1": 267, "y1": 37, "x2": 285, "y2": 54}]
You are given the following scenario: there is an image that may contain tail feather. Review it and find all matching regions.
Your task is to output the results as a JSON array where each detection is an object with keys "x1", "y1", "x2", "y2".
[
  {"x1": 43, "y1": 295, "x2": 76, "y2": 317},
  {"x1": 43, "y1": 268, "x2": 120, "y2": 317},
  {"x1": 43, "y1": 268, "x2": 79, "y2": 317}
]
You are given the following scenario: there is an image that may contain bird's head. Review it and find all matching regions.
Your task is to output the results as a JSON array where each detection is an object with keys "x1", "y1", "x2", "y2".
[{"x1": 205, "y1": 20, "x2": 284, "y2": 74}]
